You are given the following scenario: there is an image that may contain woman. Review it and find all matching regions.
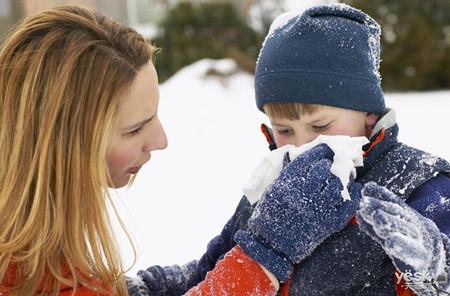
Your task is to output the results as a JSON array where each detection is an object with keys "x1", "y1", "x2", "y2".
[{"x1": 0, "y1": 5, "x2": 165, "y2": 295}]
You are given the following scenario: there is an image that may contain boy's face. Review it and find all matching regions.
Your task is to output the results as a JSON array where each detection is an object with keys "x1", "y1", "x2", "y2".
[{"x1": 267, "y1": 105, "x2": 378, "y2": 148}]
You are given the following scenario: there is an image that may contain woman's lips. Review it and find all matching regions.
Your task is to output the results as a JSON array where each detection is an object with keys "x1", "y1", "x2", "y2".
[
  {"x1": 128, "y1": 155, "x2": 150, "y2": 175},
  {"x1": 127, "y1": 166, "x2": 142, "y2": 174}
]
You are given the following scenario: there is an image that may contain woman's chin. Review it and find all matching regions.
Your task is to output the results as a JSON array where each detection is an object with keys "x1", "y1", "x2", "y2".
[{"x1": 108, "y1": 174, "x2": 132, "y2": 189}]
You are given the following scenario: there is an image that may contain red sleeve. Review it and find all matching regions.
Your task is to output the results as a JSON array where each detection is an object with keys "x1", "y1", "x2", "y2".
[
  {"x1": 58, "y1": 287, "x2": 111, "y2": 296},
  {"x1": 1, "y1": 262, "x2": 113, "y2": 296},
  {"x1": 185, "y1": 246, "x2": 277, "y2": 296},
  {"x1": 57, "y1": 277, "x2": 113, "y2": 296}
]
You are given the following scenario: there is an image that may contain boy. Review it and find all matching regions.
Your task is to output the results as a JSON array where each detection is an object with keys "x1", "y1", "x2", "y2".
[
  {"x1": 130, "y1": 4, "x2": 450, "y2": 295},
  {"x1": 234, "y1": 3, "x2": 450, "y2": 295}
]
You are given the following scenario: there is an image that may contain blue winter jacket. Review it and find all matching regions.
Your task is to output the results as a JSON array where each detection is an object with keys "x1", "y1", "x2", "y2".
[{"x1": 127, "y1": 108, "x2": 450, "y2": 296}]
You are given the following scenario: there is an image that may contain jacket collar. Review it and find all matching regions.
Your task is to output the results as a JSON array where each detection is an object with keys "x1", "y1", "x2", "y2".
[{"x1": 358, "y1": 108, "x2": 399, "y2": 177}]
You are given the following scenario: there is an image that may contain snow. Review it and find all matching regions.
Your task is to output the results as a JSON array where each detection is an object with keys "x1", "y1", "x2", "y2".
[
  {"x1": 110, "y1": 58, "x2": 450, "y2": 276},
  {"x1": 284, "y1": 0, "x2": 339, "y2": 12},
  {"x1": 242, "y1": 135, "x2": 369, "y2": 204},
  {"x1": 358, "y1": 182, "x2": 447, "y2": 287},
  {"x1": 265, "y1": 11, "x2": 298, "y2": 39}
]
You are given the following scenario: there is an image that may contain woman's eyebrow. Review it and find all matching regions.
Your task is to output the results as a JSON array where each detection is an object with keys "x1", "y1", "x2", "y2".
[{"x1": 123, "y1": 116, "x2": 154, "y2": 131}]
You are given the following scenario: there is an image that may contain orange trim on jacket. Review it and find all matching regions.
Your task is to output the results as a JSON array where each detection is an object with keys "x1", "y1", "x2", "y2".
[
  {"x1": 363, "y1": 128, "x2": 385, "y2": 157},
  {"x1": 279, "y1": 274, "x2": 292, "y2": 296},
  {"x1": 185, "y1": 246, "x2": 277, "y2": 296}
]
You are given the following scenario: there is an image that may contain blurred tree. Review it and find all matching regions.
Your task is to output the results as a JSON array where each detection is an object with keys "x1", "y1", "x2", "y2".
[
  {"x1": 246, "y1": 0, "x2": 285, "y2": 33},
  {"x1": 153, "y1": 1, "x2": 264, "y2": 82},
  {"x1": 342, "y1": 0, "x2": 450, "y2": 91}
]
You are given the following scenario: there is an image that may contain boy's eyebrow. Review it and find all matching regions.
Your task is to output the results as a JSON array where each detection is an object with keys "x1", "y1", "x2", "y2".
[
  {"x1": 304, "y1": 116, "x2": 330, "y2": 125},
  {"x1": 123, "y1": 116, "x2": 154, "y2": 130},
  {"x1": 269, "y1": 119, "x2": 288, "y2": 126},
  {"x1": 270, "y1": 113, "x2": 331, "y2": 126}
]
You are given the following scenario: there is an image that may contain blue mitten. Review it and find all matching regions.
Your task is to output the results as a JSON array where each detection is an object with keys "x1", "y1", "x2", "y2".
[
  {"x1": 357, "y1": 182, "x2": 450, "y2": 294},
  {"x1": 235, "y1": 144, "x2": 363, "y2": 282}
]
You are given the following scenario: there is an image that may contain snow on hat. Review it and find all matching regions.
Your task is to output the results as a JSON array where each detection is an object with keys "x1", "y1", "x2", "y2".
[{"x1": 255, "y1": 3, "x2": 385, "y2": 113}]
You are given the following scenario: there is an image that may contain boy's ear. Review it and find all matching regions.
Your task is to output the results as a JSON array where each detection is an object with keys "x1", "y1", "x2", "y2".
[
  {"x1": 365, "y1": 113, "x2": 379, "y2": 128},
  {"x1": 261, "y1": 123, "x2": 277, "y2": 151}
]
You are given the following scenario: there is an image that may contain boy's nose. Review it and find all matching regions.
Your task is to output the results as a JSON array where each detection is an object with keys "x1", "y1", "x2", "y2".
[
  {"x1": 294, "y1": 138, "x2": 306, "y2": 147},
  {"x1": 294, "y1": 134, "x2": 316, "y2": 147}
]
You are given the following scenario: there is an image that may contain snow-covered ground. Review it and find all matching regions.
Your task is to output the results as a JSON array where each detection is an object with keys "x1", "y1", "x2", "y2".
[{"x1": 110, "y1": 58, "x2": 450, "y2": 276}]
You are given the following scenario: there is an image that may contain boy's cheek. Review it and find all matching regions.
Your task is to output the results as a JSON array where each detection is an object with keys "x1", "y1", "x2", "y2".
[{"x1": 273, "y1": 135, "x2": 288, "y2": 148}]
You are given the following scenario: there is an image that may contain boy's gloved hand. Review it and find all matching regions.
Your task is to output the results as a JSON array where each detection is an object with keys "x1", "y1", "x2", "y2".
[
  {"x1": 235, "y1": 144, "x2": 363, "y2": 282},
  {"x1": 357, "y1": 182, "x2": 450, "y2": 294}
]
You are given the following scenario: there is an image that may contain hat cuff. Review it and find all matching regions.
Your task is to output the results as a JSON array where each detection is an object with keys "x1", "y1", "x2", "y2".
[{"x1": 255, "y1": 69, "x2": 385, "y2": 114}]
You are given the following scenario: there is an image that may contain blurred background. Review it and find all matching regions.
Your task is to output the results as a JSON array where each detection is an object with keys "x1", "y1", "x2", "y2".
[{"x1": 1, "y1": 0, "x2": 449, "y2": 91}]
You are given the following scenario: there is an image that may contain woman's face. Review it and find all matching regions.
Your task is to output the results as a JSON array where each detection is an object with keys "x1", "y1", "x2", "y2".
[{"x1": 107, "y1": 62, "x2": 167, "y2": 188}]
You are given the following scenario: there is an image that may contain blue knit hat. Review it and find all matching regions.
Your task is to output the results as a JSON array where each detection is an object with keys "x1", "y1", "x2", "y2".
[{"x1": 255, "y1": 4, "x2": 385, "y2": 113}]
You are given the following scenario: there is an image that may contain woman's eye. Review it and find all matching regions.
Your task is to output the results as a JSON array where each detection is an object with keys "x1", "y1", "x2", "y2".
[
  {"x1": 313, "y1": 123, "x2": 330, "y2": 132},
  {"x1": 130, "y1": 126, "x2": 143, "y2": 135}
]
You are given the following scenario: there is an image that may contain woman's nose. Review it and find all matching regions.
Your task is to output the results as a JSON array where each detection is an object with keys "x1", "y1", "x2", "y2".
[{"x1": 144, "y1": 118, "x2": 168, "y2": 152}]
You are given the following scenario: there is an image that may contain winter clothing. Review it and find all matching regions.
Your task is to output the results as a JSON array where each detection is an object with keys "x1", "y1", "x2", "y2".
[
  {"x1": 183, "y1": 246, "x2": 276, "y2": 296},
  {"x1": 235, "y1": 144, "x2": 362, "y2": 281},
  {"x1": 128, "y1": 246, "x2": 276, "y2": 296},
  {"x1": 255, "y1": 4, "x2": 385, "y2": 114},
  {"x1": 0, "y1": 284, "x2": 111, "y2": 296},
  {"x1": 358, "y1": 182, "x2": 450, "y2": 295},
  {"x1": 0, "y1": 264, "x2": 113, "y2": 295}
]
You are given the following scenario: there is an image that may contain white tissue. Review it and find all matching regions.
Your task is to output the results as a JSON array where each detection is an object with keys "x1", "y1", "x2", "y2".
[{"x1": 243, "y1": 135, "x2": 369, "y2": 204}]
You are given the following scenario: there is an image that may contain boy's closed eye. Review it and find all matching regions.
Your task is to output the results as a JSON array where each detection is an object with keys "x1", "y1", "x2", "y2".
[
  {"x1": 312, "y1": 123, "x2": 331, "y2": 132},
  {"x1": 275, "y1": 128, "x2": 294, "y2": 135}
]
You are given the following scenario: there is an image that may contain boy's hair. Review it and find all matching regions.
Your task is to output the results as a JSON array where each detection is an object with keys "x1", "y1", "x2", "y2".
[
  {"x1": 255, "y1": 4, "x2": 385, "y2": 114},
  {"x1": 0, "y1": 6, "x2": 155, "y2": 295},
  {"x1": 264, "y1": 103, "x2": 323, "y2": 120}
]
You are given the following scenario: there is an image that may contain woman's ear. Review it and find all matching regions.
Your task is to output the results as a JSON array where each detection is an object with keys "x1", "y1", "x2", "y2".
[{"x1": 365, "y1": 113, "x2": 379, "y2": 127}]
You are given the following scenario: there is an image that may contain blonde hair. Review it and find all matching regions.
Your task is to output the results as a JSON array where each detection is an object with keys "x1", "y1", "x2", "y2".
[
  {"x1": 0, "y1": 6, "x2": 156, "y2": 295},
  {"x1": 263, "y1": 102, "x2": 323, "y2": 120}
]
